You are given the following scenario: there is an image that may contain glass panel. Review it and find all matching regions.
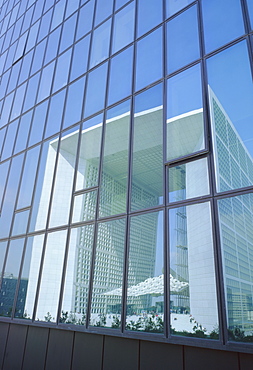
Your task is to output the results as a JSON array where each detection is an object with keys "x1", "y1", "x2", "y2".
[
  {"x1": 99, "y1": 101, "x2": 130, "y2": 217},
  {"x1": 59, "y1": 12, "x2": 77, "y2": 53},
  {"x1": 10, "y1": 82, "x2": 27, "y2": 121},
  {"x1": 49, "y1": 127, "x2": 79, "y2": 228},
  {"x1": 89, "y1": 18, "x2": 111, "y2": 68},
  {"x1": 72, "y1": 190, "x2": 97, "y2": 223},
  {"x1": 167, "y1": 64, "x2": 204, "y2": 161},
  {"x1": 60, "y1": 225, "x2": 94, "y2": 325},
  {"x1": 35, "y1": 229, "x2": 67, "y2": 322},
  {"x1": 207, "y1": 41, "x2": 253, "y2": 192},
  {"x1": 166, "y1": 0, "x2": 194, "y2": 18},
  {"x1": 108, "y1": 46, "x2": 133, "y2": 106},
  {"x1": 18, "y1": 50, "x2": 33, "y2": 85},
  {"x1": 18, "y1": 234, "x2": 45, "y2": 319},
  {"x1": 89, "y1": 218, "x2": 125, "y2": 328},
  {"x1": 30, "y1": 39, "x2": 47, "y2": 75},
  {"x1": 126, "y1": 211, "x2": 164, "y2": 333},
  {"x1": 37, "y1": 8, "x2": 53, "y2": 42},
  {"x1": 202, "y1": 0, "x2": 245, "y2": 54},
  {"x1": 135, "y1": 27, "x2": 162, "y2": 91},
  {"x1": 14, "y1": 111, "x2": 32, "y2": 154},
  {"x1": 11, "y1": 210, "x2": 30, "y2": 236},
  {"x1": 131, "y1": 84, "x2": 163, "y2": 211},
  {"x1": 76, "y1": 0, "x2": 95, "y2": 40},
  {"x1": 0, "y1": 161, "x2": 10, "y2": 208},
  {"x1": 169, "y1": 202, "x2": 219, "y2": 339},
  {"x1": 115, "y1": 0, "x2": 131, "y2": 10},
  {"x1": 84, "y1": 62, "x2": 108, "y2": 117},
  {"x1": 0, "y1": 242, "x2": 7, "y2": 276},
  {"x1": 137, "y1": 0, "x2": 162, "y2": 37},
  {"x1": 62, "y1": 76, "x2": 85, "y2": 129},
  {"x1": 23, "y1": 72, "x2": 40, "y2": 113},
  {"x1": 70, "y1": 34, "x2": 90, "y2": 81},
  {"x1": 112, "y1": 2, "x2": 135, "y2": 54},
  {"x1": 44, "y1": 88, "x2": 66, "y2": 138},
  {"x1": 28, "y1": 100, "x2": 48, "y2": 146},
  {"x1": 218, "y1": 194, "x2": 253, "y2": 342},
  {"x1": 76, "y1": 114, "x2": 103, "y2": 191},
  {"x1": 37, "y1": 61, "x2": 55, "y2": 103},
  {"x1": 29, "y1": 137, "x2": 58, "y2": 232},
  {"x1": 52, "y1": 49, "x2": 71, "y2": 93},
  {"x1": 0, "y1": 92, "x2": 14, "y2": 128},
  {"x1": 94, "y1": 0, "x2": 113, "y2": 26},
  {"x1": 1, "y1": 120, "x2": 18, "y2": 161},
  {"x1": 167, "y1": 5, "x2": 200, "y2": 74},
  {"x1": 44, "y1": 26, "x2": 61, "y2": 64},
  {"x1": 0, "y1": 238, "x2": 25, "y2": 317},
  {"x1": 17, "y1": 145, "x2": 40, "y2": 209},
  {"x1": 0, "y1": 154, "x2": 24, "y2": 239},
  {"x1": 168, "y1": 157, "x2": 209, "y2": 203},
  {"x1": 51, "y1": 0, "x2": 65, "y2": 30},
  {"x1": 247, "y1": 0, "x2": 253, "y2": 30}
]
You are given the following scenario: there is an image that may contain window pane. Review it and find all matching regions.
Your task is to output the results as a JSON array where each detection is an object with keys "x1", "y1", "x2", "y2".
[
  {"x1": 44, "y1": 26, "x2": 61, "y2": 65},
  {"x1": 89, "y1": 218, "x2": 126, "y2": 328},
  {"x1": 135, "y1": 27, "x2": 162, "y2": 91},
  {"x1": 89, "y1": 18, "x2": 111, "y2": 68},
  {"x1": 218, "y1": 194, "x2": 253, "y2": 341},
  {"x1": 107, "y1": 46, "x2": 133, "y2": 106},
  {"x1": 112, "y1": 2, "x2": 135, "y2": 54},
  {"x1": 49, "y1": 127, "x2": 79, "y2": 228},
  {"x1": 166, "y1": 0, "x2": 194, "y2": 18},
  {"x1": 11, "y1": 209, "x2": 30, "y2": 236},
  {"x1": 131, "y1": 84, "x2": 163, "y2": 211},
  {"x1": 72, "y1": 190, "x2": 97, "y2": 223},
  {"x1": 94, "y1": 0, "x2": 113, "y2": 26},
  {"x1": 76, "y1": 114, "x2": 103, "y2": 191},
  {"x1": 0, "y1": 153, "x2": 24, "y2": 238},
  {"x1": 126, "y1": 211, "x2": 164, "y2": 333},
  {"x1": 207, "y1": 41, "x2": 253, "y2": 192},
  {"x1": 0, "y1": 242, "x2": 7, "y2": 276},
  {"x1": 37, "y1": 61, "x2": 55, "y2": 103},
  {"x1": 28, "y1": 100, "x2": 48, "y2": 146},
  {"x1": 52, "y1": 49, "x2": 71, "y2": 93},
  {"x1": 202, "y1": 0, "x2": 245, "y2": 54},
  {"x1": 166, "y1": 64, "x2": 204, "y2": 161},
  {"x1": 99, "y1": 101, "x2": 130, "y2": 217},
  {"x1": 0, "y1": 238, "x2": 25, "y2": 317},
  {"x1": 137, "y1": 0, "x2": 162, "y2": 37},
  {"x1": 168, "y1": 157, "x2": 209, "y2": 203},
  {"x1": 76, "y1": 0, "x2": 95, "y2": 40},
  {"x1": 59, "y1": 12, "x2": 77, "y2": 53},
  {"x1": 35, "y1": 230, "x2": 67, "y2": 322},
  {"x1": 63, "y1": 77, "x2": 85, "y2": 129},
  {"x1": 84, "y1": 62, "x2": 108, "y2": 117},
  {"x1": 70, "y1": 34, "x2": 90, "y2": 81},
  {"x1": 1, "y1": 120, "x2": 18, "y2": 161},
  {"x1": 166, "y1": 5, "x2": 200, "y2": 74},
  {"x1": 14, "y1": 111, "x2": 32, "y2": 154},
  {"x1": 61, "y1": 225, "x2": 94, "y2": 325},
  {"x1": 44, "y1": 89, "x2": 66, "y2": 138},
  {"x1": 169, "y1": 202, "x2": 219, "y2": 338}
]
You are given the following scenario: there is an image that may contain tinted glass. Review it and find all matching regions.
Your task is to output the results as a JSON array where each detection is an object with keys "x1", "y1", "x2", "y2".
[
  {"x1": 137, "y1": 0, "x2": 162, "y2": 37},
  {"x1": 63, "y1": 77, "x2": 85, "y2": 129},
  {"x1": 166, "y1": 0, "x2": 194, "y2": 18},
  {"x1": 89, "y1": 18, "x2": 111, "y2": 68},
  {"x1": 72, "y1": 190, "x2": 97, "y2": 222},
  {"x1": 169, "y1": 202, "x2": 219, "y2": 339},
  {"x1": 112, "y1": 2, "x2": 135, "y2": 54},
  {"x1": 167, "y1": 64, "x2": 204, "y2": 161},
  {"x1": 131, "y1": 84, "x2": 163, "y2": 211},
  {"x1": 167, "y1": 5, "x2": 200, "y2": 74},
  {"x1": 207, "y1": 41, "x2": 253, "y2": 192},
  {"x1": 202, "y1": 0, "x2": 245, "y2": 53},
  {"x1": 126, "y1": 211, "x2": 164, "y2": 333}
]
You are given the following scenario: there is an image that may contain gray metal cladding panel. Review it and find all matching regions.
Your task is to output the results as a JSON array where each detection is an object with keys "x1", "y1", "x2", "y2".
[
  {"x1": 103, "y1": 336, "x2": 139, "y2": 370},
  {"x1": 0, "y1": 322, "x2": 9, "y2": 369},
  {"x1": 44, "y1": 329, "x2": 74, "y2": 370},
  {"x1": 140, "y1": 340, "x2": 184, "y2": 370},
  {"x1": 184, "y1": 346, "x2": 239, "y2": 370},
  {"x1": 2, "y1": 324, "x2": 28, "y2": 370},
  {"x1": 22, "y1": 326, "x2": 49, "y2": 370},
  {"x1": 72, "y1": 332, "x2": 103, "y2": 370},
  {"x1": 239, "y1": 352, "x2": 253, "y2": 370}
]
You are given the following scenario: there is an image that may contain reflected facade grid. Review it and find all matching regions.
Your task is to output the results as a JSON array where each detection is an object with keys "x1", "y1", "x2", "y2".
[{"x1": 0, "y1": 0, "x2": 253, "y2": 351}]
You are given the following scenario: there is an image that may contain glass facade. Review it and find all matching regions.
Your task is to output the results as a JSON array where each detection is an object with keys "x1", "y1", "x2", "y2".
[{"x1": 0, "y1": 0, "x2": 253, "y2": 351}]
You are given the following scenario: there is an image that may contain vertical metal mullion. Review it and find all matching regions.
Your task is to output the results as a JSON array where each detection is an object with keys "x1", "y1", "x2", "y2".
[
  {"x1": 163, "y1": 0, "x2": 169, "y2": 338},
  {"x1": 210, "y1": 197, "x2": 228, "y2": 345},
  {"x1": 121, "y1": 0, "x2": 138, "y2": 334}
]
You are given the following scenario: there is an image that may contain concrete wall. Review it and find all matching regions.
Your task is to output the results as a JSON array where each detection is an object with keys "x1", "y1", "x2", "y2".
[{"x1": 0, "y1": 322, "x2": 253, "y2": 370}]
